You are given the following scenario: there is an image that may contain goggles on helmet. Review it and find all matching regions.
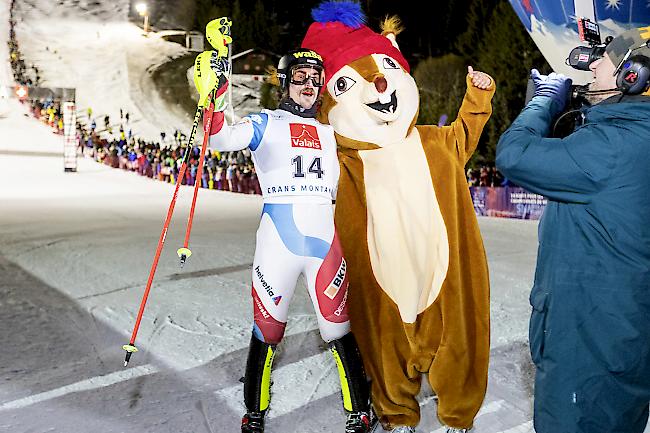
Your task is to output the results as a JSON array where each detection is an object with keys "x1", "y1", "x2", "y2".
[{"x1": 289, "y1": 65, "x2": 324, "y2": 87}]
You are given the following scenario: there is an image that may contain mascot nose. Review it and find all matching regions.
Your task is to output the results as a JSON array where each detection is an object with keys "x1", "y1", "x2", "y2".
[{"x1": 374, "y1": 76, "x2": 387, "y2": 93}]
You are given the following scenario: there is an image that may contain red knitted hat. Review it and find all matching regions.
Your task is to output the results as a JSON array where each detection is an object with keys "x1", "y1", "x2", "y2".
[{"x1": 301, "y1": 1, "x2": 410, "y2": 84}]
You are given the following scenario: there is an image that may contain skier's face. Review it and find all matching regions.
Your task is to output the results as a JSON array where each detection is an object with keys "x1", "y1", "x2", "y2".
[{"x1": 288, "y1": 66, "x2": 323, "y2": 109}]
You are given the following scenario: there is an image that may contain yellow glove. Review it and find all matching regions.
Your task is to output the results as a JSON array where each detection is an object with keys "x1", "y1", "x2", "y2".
[
  {"x1": 206, "y1": 17, "x2": 232, "y2": 58},
  {"x1": 194, "y1": 17, "x2": 232, "y2": 110}
]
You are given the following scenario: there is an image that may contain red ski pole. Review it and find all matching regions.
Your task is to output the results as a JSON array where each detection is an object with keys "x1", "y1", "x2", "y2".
[
  {"x1": 177, "y1": 24, "x2": 232, "y2": 267},
  {"x1": 176, "y1": 93, "x2": 218, "y2": 268},
  {"x1": 122, "y1": 93, "x2": 213, "y2": 367}
]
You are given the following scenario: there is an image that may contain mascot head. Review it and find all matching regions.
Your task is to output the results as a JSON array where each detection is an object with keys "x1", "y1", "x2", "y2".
[{"x1": 301, "y1": 1, "x2": 419, "y2": 147}]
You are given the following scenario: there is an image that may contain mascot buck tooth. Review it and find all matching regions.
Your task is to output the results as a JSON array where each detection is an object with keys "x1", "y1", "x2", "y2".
[{"x1": 301, "y1": 2, "x2": 495, "y2": 431}]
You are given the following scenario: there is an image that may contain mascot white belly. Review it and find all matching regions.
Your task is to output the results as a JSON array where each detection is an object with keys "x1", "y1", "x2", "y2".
[{"x1": 359, "y1": 131, "x2": 449, "y2": 323}]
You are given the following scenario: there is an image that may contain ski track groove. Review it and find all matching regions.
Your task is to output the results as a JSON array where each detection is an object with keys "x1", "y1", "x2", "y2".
[
  {"x1": 0, "y1": 364, "x2": 159, "y2": 411},
  {"x1": 75, "y1": 262, "x2": 252, "y2": 300}
]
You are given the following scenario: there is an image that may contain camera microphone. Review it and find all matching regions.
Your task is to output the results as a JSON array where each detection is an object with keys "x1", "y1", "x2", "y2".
[{"x1": 571, "y1": 84, "x2": 620, "y2": 96}]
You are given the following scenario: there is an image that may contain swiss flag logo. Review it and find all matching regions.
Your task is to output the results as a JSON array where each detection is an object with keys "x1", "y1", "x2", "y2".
[{"x1": 290, "y1": 123, "x2": 321, "y2": 149}]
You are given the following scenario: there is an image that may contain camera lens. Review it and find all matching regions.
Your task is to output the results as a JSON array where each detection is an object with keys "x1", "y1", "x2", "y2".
[{"x1": 567, "y1": 45, "x2": 605, "y2": 71}]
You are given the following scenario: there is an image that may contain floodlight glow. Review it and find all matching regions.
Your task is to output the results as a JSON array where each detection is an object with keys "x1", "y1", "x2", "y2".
[
  {"x1": 15, "y1": 85, "x2": 28, "y2": 100},
  {"x1": 135, "y1": 3, "x2": 150, "y2": 33}
]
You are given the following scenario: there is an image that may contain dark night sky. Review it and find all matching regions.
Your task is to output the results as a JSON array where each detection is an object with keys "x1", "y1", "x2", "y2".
[
  {"x1": 272, "y1": 0, "x2": 475, "y2": 63},
  {"x1": 149, "y1": 0, "x2": 478, "y2": 65}
]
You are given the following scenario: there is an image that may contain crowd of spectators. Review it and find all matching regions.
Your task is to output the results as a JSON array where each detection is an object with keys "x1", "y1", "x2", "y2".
[
  {"x1": 9, "y1": 0, "x2": 64, "y2": 133},
  {"x1": 8, "y1": 1, "x2": 40, "y2": 87},
  {"x1": 77, "y1": 115, "x2": 262, "y2": 194},
  {"x1": 467, "y1": 165, "x2": 511, "y2": 187},
  {"x1": 28, "y1": 98, "x2": 65, "y2": 133},
  {"x1": 78, "y1": 102, "x2": 261, "y2": 192}
]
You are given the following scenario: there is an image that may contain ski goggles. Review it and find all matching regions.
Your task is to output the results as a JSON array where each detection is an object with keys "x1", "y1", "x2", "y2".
[{"x1": 290, "y1": 66, "x2": 324, "y2": 87}]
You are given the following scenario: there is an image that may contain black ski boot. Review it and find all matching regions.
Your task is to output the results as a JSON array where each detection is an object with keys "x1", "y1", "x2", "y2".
[
  {"x1": 241, "y1": 411, "x2": 265, "y2": 433},
  {"x1": 329, "y1": 333, "x2": 372, "y2": 433},
  {"x1": 241, "y1": 335, "x2": 276, "y2": 433}
]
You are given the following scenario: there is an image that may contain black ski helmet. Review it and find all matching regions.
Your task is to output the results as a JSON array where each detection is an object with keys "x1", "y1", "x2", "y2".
[{"x1": 277, "y1": 48, "x2": 324, "y2": 89}]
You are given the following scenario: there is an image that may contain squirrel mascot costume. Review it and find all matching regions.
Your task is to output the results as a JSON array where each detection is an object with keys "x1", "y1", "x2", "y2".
[{"x1": 301, "y1": 1, "x2": 495, "y2": 431}]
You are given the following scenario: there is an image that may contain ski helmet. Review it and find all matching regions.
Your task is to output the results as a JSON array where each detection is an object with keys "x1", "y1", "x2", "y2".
[{"x1": 277, "y1": 48, "x2": 324, "y2": 89}]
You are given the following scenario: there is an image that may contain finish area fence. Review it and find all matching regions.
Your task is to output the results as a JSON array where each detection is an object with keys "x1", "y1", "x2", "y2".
[{"x1": 470, "y1": 187, "x2": 547, "y2": 220}]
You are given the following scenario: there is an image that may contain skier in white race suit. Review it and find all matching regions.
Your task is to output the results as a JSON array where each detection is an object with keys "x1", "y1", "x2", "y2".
[{"x1": 195, "y1": 47, "x2": 371, "y2": 433}]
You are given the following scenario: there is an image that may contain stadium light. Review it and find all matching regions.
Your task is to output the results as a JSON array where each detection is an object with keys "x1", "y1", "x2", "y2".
[
  {"x1": 15, "y1": 85, "x2": 28, "y2": 100},
  {"x1": 135, "y1": 3, "x2": 149, "y2": 34}
]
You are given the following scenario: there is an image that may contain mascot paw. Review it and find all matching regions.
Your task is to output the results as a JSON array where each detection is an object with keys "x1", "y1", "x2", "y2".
[{"x1": 468, "y1": 66, "x2": 492, "y2": 90}]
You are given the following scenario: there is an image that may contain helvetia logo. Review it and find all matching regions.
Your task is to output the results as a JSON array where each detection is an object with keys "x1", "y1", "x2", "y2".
[
  {"x1": 324, "y1": 259, "x2": 346, "y2": 300},
  {"x1": 290, "y1": 124, "x2": 321, "y2": 149},
  {"x1": 255, "y1": 266, "x2": 275, "y2": 297},
  {"x1": 273, "y1": 296, "x2": 282, "y2": 305}
]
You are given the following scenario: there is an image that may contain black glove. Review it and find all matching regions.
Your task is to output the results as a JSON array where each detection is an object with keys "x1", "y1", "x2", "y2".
[
  {"x1": 531, "y1": 69, "x2": 572, "y2": 113},
  {"x1": 209, "y1": 51, "x2": 230, "y2": 77}
]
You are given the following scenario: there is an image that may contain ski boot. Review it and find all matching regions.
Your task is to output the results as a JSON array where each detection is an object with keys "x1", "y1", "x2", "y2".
[
  {"x1": 241, "y1": 411, "x2": 265, "y2": 433},
  {"x1": 329, "y1": 333, "x2": 372, "y2": 432},
  {"x1": 241, "y1": 335, "x2": 276, "y2": 433},
  {"x1": 345, "y1": 411, "x2": 371, "y2": 433}
]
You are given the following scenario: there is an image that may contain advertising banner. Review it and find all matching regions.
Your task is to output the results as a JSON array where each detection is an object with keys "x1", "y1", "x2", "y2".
[
  {"x1": 470, "y1": 187, "x2": 547, "y2": 220},
  {"x1": 63, "y1": 102, "x2": 77, "y2": 172}
]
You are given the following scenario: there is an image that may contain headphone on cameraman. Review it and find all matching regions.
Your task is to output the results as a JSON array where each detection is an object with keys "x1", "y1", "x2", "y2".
[{"x1": 615, "y1": 54, "x2": 650, "y2": 95}]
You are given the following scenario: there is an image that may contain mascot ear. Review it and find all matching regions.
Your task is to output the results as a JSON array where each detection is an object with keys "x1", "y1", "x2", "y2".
[
  {"x1": 385, "y1": 33, "x2": 400, "y2": 50},
  {"x1": 380, "y1": 15, "x2": 404, "y2": 51}
]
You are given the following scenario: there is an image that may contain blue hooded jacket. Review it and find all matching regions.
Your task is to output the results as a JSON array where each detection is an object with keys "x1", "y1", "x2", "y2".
[{"x1": 496, "y1": 94, "x2": 650, "y2": 430}]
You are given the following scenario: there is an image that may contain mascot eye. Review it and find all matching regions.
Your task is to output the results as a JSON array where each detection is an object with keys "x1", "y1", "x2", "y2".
[
  {"x1": 334, "y1": 76, "x2": 356, "y2": 96},
  {"x1": 383, "y1": 58, "x2": 399, "y2": 69}
]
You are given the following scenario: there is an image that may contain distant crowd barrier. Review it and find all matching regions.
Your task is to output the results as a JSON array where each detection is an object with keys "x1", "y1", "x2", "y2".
[{"x1": 469, "y1": 187, "x2": 547, "y2": 220}]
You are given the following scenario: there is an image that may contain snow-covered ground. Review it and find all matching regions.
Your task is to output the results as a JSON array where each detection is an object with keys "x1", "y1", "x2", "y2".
[
  {"x1": 0, "y1": 95, "x2": 542, "y2": 433},
  {"x1": 0, "y1": 95, "x2": 539, "y2": 358},
  {"x1": 2, "y1": 1, "x2": 648, "y2": 432}
]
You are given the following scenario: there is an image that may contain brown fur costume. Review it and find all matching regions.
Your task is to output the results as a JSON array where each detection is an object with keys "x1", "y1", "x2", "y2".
[{"x1": 302, "y1": 5, "x2": 495, "y2": 430}]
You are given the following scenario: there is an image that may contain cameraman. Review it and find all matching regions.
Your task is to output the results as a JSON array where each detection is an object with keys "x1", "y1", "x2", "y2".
[{"x1": 496, "y1": 27, "x2": 650, "y2": 433}]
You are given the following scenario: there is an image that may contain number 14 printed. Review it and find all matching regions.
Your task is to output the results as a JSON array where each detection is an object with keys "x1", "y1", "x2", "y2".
[{"x1": 292, "y1": 155, "x2": 324, "y2": 179}]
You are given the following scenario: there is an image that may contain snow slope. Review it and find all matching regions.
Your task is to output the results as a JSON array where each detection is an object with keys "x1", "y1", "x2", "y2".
[
  {"x1": 13, "y1": 0, "x2": 264, "y2": 143},
  {"x1": 13, "y1": 0, "x2": 214, "y2": 142}
]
